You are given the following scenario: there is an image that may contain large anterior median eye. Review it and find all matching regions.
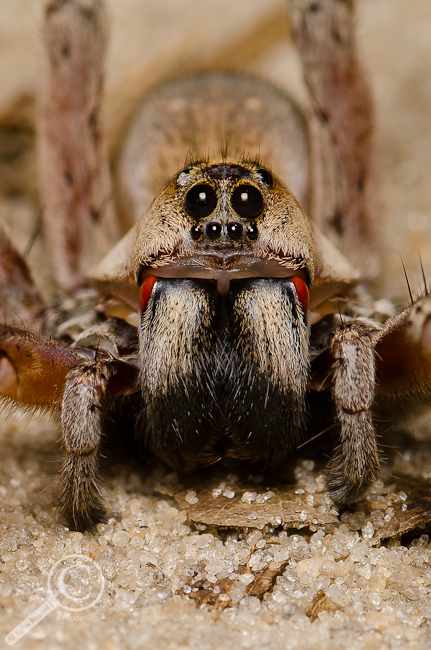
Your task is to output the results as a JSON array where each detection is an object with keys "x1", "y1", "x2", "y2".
[
  {"x1": 231, "y1": 184, "x2": 264, "y2": 218},
  {"x1": 184, "y1": 184, "x2": 217, "y2": 218}
]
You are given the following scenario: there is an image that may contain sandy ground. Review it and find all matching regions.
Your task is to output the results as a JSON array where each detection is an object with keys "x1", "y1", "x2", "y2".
[
  {"x1": 1, "y1": 1, "x2": 431, "y2": 649},
  {"x1": 0, "y1": 408, "x2": 431, "y2": 650}
]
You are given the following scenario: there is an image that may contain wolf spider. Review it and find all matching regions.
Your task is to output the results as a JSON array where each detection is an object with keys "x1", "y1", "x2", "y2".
[{"x1": 0, "y1": 0, "x2": 430, "y2": 531}]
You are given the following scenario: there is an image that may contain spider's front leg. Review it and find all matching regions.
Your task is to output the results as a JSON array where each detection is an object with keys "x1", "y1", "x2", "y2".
[
  {"x1": 326, "y1": 322, "x2": 380, "y2": 504},
  {"x1": 0, "y1": 325, "x2": 81, "y2": 407},
  {"x1": 0, "y1": 324, "x2": 138, "y2": 530},
  {"x1": 58, "y1": 358, "x2": 138, "y2": 531}
]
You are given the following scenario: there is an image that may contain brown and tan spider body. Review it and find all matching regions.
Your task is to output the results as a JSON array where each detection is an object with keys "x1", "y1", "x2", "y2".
[{"x1": 0, "y1": 0, "x2": 431, "y2": 531}]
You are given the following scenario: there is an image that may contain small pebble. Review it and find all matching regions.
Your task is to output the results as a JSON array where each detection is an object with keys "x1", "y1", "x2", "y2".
[
  {"x1": 112, "y1": 530, "x2": 129, "y2": 547},
  {"x1": 241, "y1": 491, "x2": 257, "y2": 504},
  {"x1": 185, "y1": 491, "x2": 199, "y2": 505}
]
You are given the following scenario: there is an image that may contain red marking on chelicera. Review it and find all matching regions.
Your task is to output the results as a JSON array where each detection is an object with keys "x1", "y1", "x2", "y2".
[
  {"x1": 139, "y1": 276, "x2": 157, "y2": 313},
  {"x1": 290, "y1": 275, "x2": 309, "y2": 313}
]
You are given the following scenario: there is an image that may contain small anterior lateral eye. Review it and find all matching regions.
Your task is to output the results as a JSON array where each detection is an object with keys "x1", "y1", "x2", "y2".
[
  {"x1": 290, "y1": 275, "x2": 309, "y2": 314},
  {"x1": 184, "y1": 184, "x2": 217, "y2": 218},
  {"x1": 231, "y1": 184, "x2": 264, "y2": 218}
]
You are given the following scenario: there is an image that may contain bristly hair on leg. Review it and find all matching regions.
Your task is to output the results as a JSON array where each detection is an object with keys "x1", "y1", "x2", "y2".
[
  {"x1": 23, "y1": 207, "x2": 44, "y2": 259},
  {"x1": 296, "y1": 422, "x2": 336, "y2": 450},
  {"x1": 420, "y1": 255, "x2": 429, "y2": 296},
  {"x1": 400, "y1": 254, "x2": 414, "y2": 305},
  {"x1": 336, "y1": 300, "x2": 347, "y2": 330}
]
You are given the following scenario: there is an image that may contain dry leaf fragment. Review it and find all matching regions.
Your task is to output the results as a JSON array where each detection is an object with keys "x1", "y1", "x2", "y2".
[{"x1": 306, "y1": 590, "x2": 340, "y2": 621}]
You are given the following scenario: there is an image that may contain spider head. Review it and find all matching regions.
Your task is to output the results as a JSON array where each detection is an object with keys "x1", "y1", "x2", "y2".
[
  {"x1": 133, "y1": 161, "x2": 315, "y2": 307},
  {"x1": 132, "y1": 162, "x2": 314, "y2": 461}
]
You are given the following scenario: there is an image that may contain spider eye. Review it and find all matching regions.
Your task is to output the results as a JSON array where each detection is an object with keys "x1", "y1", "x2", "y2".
[
  {"x1": 184, "y1": 184, "x2": 217, "y2": 218},
  {"x1": 231, "y1": 184, "x2": 264, "y2": 218},
  {"x1": 257, "y1": 168, "x2": 274, "y2": 188}
]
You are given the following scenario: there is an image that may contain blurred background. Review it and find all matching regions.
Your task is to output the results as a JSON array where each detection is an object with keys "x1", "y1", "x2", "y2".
[{"x1": 0, "y1": 0, "x2": 430, "y2": 303}]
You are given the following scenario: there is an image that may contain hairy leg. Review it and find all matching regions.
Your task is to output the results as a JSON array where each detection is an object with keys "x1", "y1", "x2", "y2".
[
  {"x1": 58, "y1": 362, "x2": 109, "y2": 530},
  {"x1": 0, "y1": 325, "x2": 81, "y2": 407},
  {"x1": 58, "y1": 357, "x2": 138, "y2": 530},
  {"x1": 288, "y1": 0, "x2": 378, "y2": 280},
  {"x1": 39, "y1": 0, "x2": 119, "y2": 291},
  {"x1": 0, "y1": 224, "x2": 45, "y2": 331},
  {"x1": 0, "y1": 325, "x2": 138, "y2": 529},
  {"x1": 327, "y1": 322, "x2": 380, "y2": 503}
]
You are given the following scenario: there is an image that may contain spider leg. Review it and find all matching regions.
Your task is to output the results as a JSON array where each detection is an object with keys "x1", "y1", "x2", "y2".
[
  {"x1": 374, "y1": 294, "x2": 431, "y2": 399},
  {"x1": 0, "y1": 325, "x2": 81, "y2": 407},
  {"x1": 0, "y1": 224, "x2": 46, "y2": 330},
  {"x1": 326, "y1": 322, "x2": 380, "y2": 504},
  {"x1": 39, "y1": 0, "x2": 119, "y2": 291},
  {"x1": 0, "y1": 325, "x2": 139, "y2": 529},
  {"x1": 58, "y1": 359, "x2": 138, "y2": 531},
  {"x1": 288, "y1": 0, "x2": 378, "y2": 280}
]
